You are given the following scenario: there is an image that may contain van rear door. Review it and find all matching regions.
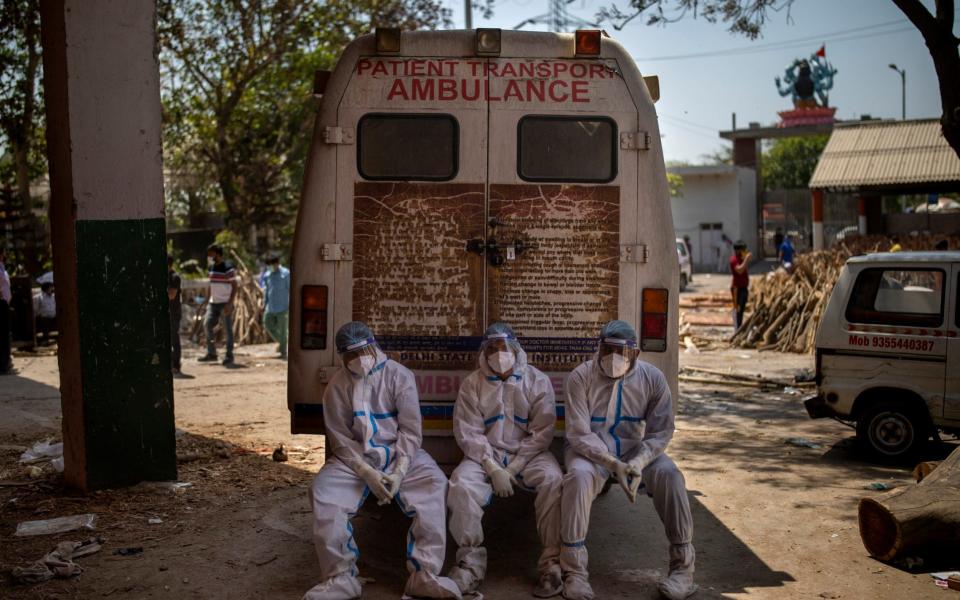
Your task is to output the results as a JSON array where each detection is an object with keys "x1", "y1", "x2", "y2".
[{"x1": 946, "y1": 263, "x2": 960, "y2": 421}]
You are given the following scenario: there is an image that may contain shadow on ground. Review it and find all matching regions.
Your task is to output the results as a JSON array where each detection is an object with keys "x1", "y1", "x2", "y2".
[{"x1": 2, "y1": 427, "x2": 797, "y2": 600}]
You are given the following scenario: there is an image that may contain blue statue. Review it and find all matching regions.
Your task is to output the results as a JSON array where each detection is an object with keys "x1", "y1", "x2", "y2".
[{"x1": 775, "y1": 51, "x2": 837, "y2": 108}]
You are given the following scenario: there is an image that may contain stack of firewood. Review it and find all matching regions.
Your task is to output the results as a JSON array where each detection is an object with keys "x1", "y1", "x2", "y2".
[
  {"x1": 731, "y1": 234, "x2": 960, "y2": 354},
  {"x1": 190, "y1": 251, "x2": 270, "y2": 347}
]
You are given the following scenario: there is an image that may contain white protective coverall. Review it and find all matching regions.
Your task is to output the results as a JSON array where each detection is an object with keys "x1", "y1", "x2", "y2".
[
  {"x1": 447, "y1": 342, "x2": 563, "y2": 594},
  {"x1": 560, "y1": 356, "x2": 695, "y2": 600},
  {"x1": 305, "y1": 348, "x2": 461, "y2": 600}
]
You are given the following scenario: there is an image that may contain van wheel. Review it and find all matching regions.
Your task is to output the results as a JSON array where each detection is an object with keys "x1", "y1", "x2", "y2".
[
  {"x1": 679, "y1": 273, "x2": 688, "y2": 292},
  {"x1": 856, "y1": 400, "x2": 929, "y2": 461}
]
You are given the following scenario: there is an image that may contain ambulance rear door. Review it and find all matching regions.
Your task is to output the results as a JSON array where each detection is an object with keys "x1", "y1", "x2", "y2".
[
  {"x1": 338, "y1": 56, "x2": 488, "y2": 439},
  {"x1": 485, "y1": 56, "x2": 641, "y2": 427}
]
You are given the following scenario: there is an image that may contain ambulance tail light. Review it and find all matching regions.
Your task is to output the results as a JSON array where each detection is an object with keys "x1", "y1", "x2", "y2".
[
  {"x1": 375, "y1": 28, "x2": 402, "y2": 54},
  {"x1": 641, "y1": 288, "x2": 668, "y2": 352},
  {"x1": 301, "y1": 285, "x2": 328, "y2": 350},
  {"x1": 575, "y1": 29, "x2": 602, "y2": 56},
  {"x1": 476, "y1": 28, "x2": 501, "y2": 56}
]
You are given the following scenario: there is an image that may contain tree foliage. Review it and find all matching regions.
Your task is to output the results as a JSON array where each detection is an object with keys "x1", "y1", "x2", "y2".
[
  {"x1": 0, "y1": 0, "x2": 44, "y2": 213},
  {"x1": 598, "y1": 0, "x2": 795, "y2": 37},
  {"x1": 761, "y1": 134, "x2": 828, "y2": 190},
  {"x1": 157, "y1": 0, "x2": 450, "y2": 240}
]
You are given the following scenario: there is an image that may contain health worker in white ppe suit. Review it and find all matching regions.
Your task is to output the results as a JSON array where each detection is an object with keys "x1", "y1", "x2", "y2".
[
  {"x1": 303, "y1": 321, "x2": 461, "y2": 600},
  {"x1": 446, "y1": 323, "x2": 563, "y2": 598},
  {"x1": 560, "y1": 320, "x2": 696, "y2": 600}
]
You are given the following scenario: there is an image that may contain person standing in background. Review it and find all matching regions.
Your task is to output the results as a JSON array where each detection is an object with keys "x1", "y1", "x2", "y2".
[
  {"x1": 773, "y1": 228, "x2": 784, "y2": 256},
  {"x1": 260, "y1": 254, "x2": 290, "y2": 359},
  {"x1": 33, "y1": 282, "x2": 57, "y2": 346},
  {"x1": 199, "y1": 244, "x2": 238, "y2": 366},
  {"x1": 0, "y1": 247, "x2": 13, "y2": 374},
  {"x1": 168, "y1": 255, "x2": 185, "y2": 377},
  {"x1": 777, "y1": 235, "x2": 795, "y2": 273},
  {"x1": 730, "y1": 240, "x2": 751, "y2": 330},
  {"x1": 889, "y1": 235, "x2": 903, "y2": 253}
]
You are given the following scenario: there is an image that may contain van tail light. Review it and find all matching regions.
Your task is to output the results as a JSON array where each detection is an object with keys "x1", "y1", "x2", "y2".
[
  {"x1": 575, "y1": 30, "x2": 602, "y2": 56},
  {"x1": 641, "y1": 288, "x2": 668, "y2": 352},
  {"x1": 301, "y1": 285, "x2": 328, "y2": 350}
]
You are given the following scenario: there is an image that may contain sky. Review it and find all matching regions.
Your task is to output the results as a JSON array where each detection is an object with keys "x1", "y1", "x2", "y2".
[{"x1": 438, "y1": 0, "x2": 951, "y2": 163}]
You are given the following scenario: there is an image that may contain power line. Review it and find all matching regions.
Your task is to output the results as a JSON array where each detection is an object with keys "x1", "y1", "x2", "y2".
[
  {"x1": 637, "y1": 19, "x2": 912, "y2": 62},
  {"x1": 660, "y1": 113, "x2": 718, "y2": 133}
]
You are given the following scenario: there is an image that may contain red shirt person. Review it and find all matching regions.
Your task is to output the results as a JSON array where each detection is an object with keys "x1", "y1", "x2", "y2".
[{"x1": 730, "y1": 240, "x2": 751, "y2": 329}]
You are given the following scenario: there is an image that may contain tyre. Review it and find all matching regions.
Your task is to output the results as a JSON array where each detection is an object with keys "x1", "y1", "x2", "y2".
[
  {"x1": 855, "y1": 400, "x2": 930, "y2": 461},
  {"x1": 679, "y1": 273, "x2": 688, "y2": 292}
]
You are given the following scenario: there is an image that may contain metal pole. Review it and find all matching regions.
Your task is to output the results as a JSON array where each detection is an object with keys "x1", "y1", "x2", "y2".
[
  {"x1": 901, "y1": 71, "x2": 906, "y2": 120},
  {"x1": 465, "y1": 0, "x2": 472, "y2": 29}
]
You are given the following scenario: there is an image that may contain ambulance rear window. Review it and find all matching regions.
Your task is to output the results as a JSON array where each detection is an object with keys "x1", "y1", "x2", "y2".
[
  {"x1": 358, "y1": 114, "x2": 458, "y2": 181},
  {"x1": 845, "y1": 268, "x2": 945, "y2": 328},
  {"x1": 518, "y1": 116, "x2": 616, "y2": 182}
]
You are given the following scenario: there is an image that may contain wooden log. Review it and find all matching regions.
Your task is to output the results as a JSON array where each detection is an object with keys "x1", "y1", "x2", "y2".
[{"x1": 858, "y1": 444, "x2": 960, "y2": 561}]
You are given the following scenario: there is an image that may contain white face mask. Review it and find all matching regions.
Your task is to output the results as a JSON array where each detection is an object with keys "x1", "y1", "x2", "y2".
[
  {"x1": 601, "y1": 354, "x2": 630, "y2": 378},
  {"x1": 207, "y1": 256, "x2": 215, "y2": 266},
  {"x1": 347, "y1": 354, "x2": 376, "y2": 377},
  {"x1": 487, "y1": 351, "x2": 516, "y2": 374}
]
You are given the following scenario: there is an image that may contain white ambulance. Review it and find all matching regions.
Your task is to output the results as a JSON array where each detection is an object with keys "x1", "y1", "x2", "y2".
[
  {"x1": 805, "y1": 252, "x2": 960, "y2": 460},
  {"x1": 288, "y1": 28, "x2": 679, "y2": 463}
]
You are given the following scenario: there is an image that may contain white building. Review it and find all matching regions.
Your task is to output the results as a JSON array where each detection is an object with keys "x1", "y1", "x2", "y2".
[{"x1": 668, "y1": 165, "x2": 757, "y2": 272}]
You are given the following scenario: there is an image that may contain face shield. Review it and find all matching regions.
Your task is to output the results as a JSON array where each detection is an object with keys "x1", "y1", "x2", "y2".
[
  {"x1": 337, "y1": 335, "x2": 380, "y2": 377},
  {"x1": 480, "y1": 332, "x2": 521, "y2": 376},
  {"x1": 597, "y1": 337, "x2": 638, "y2": 378}
]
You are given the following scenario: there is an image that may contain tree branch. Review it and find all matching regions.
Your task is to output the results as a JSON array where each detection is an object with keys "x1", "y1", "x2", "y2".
[
  {"x1": 892, "y1": 0, "x2": 938, "y2": 37},
  {"x1": 935, "y1": 0, "x2": 954, "y2": 28}
]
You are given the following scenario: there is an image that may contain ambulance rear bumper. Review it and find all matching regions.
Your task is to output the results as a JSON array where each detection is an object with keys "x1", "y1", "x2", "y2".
[{"x1": 804, "y1": 394, "x2": 836, "y2": 420}]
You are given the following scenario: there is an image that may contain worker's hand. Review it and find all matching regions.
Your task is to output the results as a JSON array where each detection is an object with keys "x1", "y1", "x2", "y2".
[
  {"x1": 354, "y1": 461, "x2": 391, "y2": 504},
  {"x1": 505, "y1": 460, "x2": 526, "y2": 487},
  {"x1": 379, "y1": 456, "x2": 410, "y2": 505},
  {"x1": 744, "y1": 252, "x2": 753, "y2": 262},
  {"x1": 609, "y1": 460, "x2": 636, "y2": 501},
  {"x1": 483, "y1": 458, "x2": 515, "y2": 498}
]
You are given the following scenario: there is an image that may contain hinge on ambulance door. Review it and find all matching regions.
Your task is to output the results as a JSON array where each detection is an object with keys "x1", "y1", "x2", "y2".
[
  {"x1": 321, "y1": 243, "x2": 353, "y2": 261},
  {"x1": 323, "y1": 126, "x2": 355, "y2": 145},
  {"x1": 620, "y1": 244, "x2": 648, "y2": 263},
  {"x1": 620, "y1": 131, "x2": 651, "y2": 151}
]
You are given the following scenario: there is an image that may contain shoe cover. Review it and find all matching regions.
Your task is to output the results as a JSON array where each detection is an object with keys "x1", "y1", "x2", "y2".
[
  {"x1": 302, "y1": 572, "x2": 362, "y2": 600},
  {"x1": 561, "y1": 573, "x2": 594, "y2": 600},
  {"x1": 658, "y1": 543, "x2": 697, "y2": 600},
  {"x1": 402, "y1": 571, "x2": 463, "y2": 599},
  {"x1": 533, "y1": 567, "x2": 563, "y2": 598},
  {"x1": 447, "y1": 565, "x2": 481, "y2": 595}
]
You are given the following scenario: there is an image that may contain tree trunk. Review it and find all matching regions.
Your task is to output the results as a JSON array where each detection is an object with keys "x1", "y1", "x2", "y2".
[
  {"x1": 858, "y1": 445, "x2": 960, "y2": 561},
  {"x1": 892, "y1": 0, "x2": 960, "y2": 159}
]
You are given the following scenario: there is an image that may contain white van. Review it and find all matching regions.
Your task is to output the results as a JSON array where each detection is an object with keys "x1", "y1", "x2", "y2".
[
  {"x1": 288, "y1": 28, "x2": 679, "y2": 464},
  {"x1": 805, "y1": 252, "x2": 960, "y2": 460}
]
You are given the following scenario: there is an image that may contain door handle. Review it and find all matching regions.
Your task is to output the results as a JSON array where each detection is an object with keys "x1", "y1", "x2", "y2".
[{"x1": 467, "y1": 237, "x2": 537, "y2": 266}]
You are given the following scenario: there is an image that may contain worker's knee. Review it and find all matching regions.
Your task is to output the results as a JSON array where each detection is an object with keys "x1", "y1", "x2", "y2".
[{"x1": 562, "y1": 466, "x2": 595, "y2": 492}]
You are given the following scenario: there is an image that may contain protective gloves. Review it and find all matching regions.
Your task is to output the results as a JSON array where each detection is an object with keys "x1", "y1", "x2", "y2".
[
  {"x1": 600, "y1": 454, "x2": 640, "y2": 503},
  {"x1": 352, "y1": 460, "x2": 391, "y2": 504},
  {"x1": 379, "y1": 456, "x2": 410, "y2": 505},
  {"x1": 483, "y1": 457, "x2": 514, "y2": 498},
  {"x1": 504, "y1": 458, "x2": 527, "y2": 487}
]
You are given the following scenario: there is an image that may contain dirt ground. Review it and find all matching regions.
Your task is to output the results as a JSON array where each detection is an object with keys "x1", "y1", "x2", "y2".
[{"x1": 1, "y1": 274, "x2": 955, "y2": 599}]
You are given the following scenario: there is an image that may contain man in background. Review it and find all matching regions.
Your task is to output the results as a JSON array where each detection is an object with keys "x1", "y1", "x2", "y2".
[
  {"x1": 777, "y1": 234, "x2": 795, "y2": 273},
  {"x1": 260, "y1": 254, "x2": 290, "y2": 359},
  {"x1": 199, "y1": 244, "x2": 237, "y2": 366},
  {"x1": 33, "y1": 282, "x2": 57, "y2": 346},
  {"x1": 730, "y1": 240, "x2": 751, "y2": 330},
  {"x1": 0, "y1": 247, "x2": 13, "y2": 374},
  {"x1": 168, "y1": 255, "x2": 185, "y2": 377}
]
